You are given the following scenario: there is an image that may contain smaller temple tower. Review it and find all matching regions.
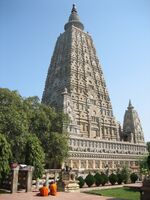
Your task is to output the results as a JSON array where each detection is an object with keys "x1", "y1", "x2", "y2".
[{"x1": 123, "y1": 100, "x2": 145, "y2": 144}]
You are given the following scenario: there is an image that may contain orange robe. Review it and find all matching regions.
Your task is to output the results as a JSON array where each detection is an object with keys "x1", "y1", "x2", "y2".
[
  {"x1": 49, "y1": 183, "x2": 57, "y2": 196},
  {"x1": 39, "y1": 186, "x2": 49, "y2": 196}
]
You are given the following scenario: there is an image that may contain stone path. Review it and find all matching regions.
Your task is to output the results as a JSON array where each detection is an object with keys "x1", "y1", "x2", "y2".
[
  {"x1": 0, "y1": 183, "x2": 142, "y2": 200},
  {"x1": 0, "y1": 191, "x2": 121, "y2": 200}
]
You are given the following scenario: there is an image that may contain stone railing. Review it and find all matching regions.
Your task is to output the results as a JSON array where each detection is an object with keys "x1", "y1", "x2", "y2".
[{"x1": 69, "y1": 136, "x2": 147, "y2": 155}]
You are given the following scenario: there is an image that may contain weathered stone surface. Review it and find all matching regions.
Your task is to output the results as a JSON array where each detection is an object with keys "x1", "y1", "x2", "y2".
[
  {"x1": 123, "y1": 100, "x2": 145, "y2": 144},
  {"x1": 42, "y1": 5, "x2": 147, "y2": 170}
]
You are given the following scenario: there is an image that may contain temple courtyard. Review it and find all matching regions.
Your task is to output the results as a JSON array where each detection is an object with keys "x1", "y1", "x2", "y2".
[
  {"x1": 0, "y1": 183, "x2": 142, "y2": 200},
  {"x1": 0, "y1": 191, "x2": 120, "y2": 200}
]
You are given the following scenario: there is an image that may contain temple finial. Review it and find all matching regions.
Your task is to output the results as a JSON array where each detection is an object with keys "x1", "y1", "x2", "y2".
[
  {"x1": 64, "y1": 4, "x2": 84, "y2": 31},
  {"x1": 72, "y1": 4, "x2": 77, "y2": 13},
  {"x1": 128, "y1": 99, "x2": 134, "y2": 109}
]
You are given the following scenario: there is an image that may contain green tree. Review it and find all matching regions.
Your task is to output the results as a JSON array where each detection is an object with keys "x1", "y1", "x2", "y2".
[
  {"x1": 0, "y1": 88, "x2": 29, "y2": 138},
  {"x1": 0, "y1": 88, "x2": 29, "y2": 162},
  {"x1": 12, "y1": 135, "x2": 27, "y2": 163},
  {"x1": 45, "y1": 132, "x2": 69, "y2": 168},
  {"x1": 0, "y1": 133, "x2": 12, "y2": 185},
  {"x1": 139, "y1": 156, "x2": 149, "y2": 176},
  {"x1": 147, "y1": 142, "x2": 150, "y2": 154},
  {"x1": 121, "y1": 166, "x2": 130, "y2": 184},
  {"x1": 147, "y1": 155, "x2": 150, "y2": 171},
  {"x1": 24, "y1": 96, "x2": 69, "y2": 168},
  {"x1": 25, "y1": 97, "x2": 51, "y2": 138},
  {"x1": 0, "y1": 88, "x2": 69, "y2": 170},
  {"x1": 24, "y1": 134, "x2": 45, "y2": 179}
]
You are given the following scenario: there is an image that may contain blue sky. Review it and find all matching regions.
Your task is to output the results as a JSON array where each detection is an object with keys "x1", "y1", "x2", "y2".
[{"x1": 0, "y1": 0, "x2": 150, "y2": 141}]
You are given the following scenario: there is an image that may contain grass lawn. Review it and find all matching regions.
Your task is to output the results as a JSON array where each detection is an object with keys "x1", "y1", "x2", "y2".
[{"x1": 85, "y1": 187, "x2": 140, "y2": 200}]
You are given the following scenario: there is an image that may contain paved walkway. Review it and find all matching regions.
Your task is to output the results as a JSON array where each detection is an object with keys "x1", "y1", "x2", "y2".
[
  {"x1": 0, "y1": 183, "x2": 142, "y2": 200},
  {"x1": 0, "y1": 192, "x2": 122, "y2": 200},
  {"x1": 0, "y1": 191, "x2": 121, "y2": 200}
]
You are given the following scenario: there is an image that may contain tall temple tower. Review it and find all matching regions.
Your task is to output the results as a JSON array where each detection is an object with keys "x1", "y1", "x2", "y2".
[
  {"x1": 42, "y1": 5, "x2": 147, "y2": 170},
  {"x1": 42, "y1": 4, "x2": 120, "y2": 141}
]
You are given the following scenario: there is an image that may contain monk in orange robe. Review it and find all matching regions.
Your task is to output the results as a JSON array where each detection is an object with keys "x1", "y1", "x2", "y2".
[
  {"x1": 39, "y1": 183, "x2": 49, "y2": 196},
  {"x1": 49, "y1": 181, "x2": 57, "y2": 196}
]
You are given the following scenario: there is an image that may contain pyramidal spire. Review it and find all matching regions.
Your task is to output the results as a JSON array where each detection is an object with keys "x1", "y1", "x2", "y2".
[
  {"x1": 64, "y1": 4, "x2": 84, "y2": 31},
  {"x1": 128, "y1": 99, "x2": 134, "y2": 110},
  {"x1": 123, "y1": 99, "x2": 145, "y2": 143}
]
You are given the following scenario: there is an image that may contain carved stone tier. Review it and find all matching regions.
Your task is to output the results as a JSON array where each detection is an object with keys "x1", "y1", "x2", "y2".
[
  {"x1": 42, "y1": 6, "x2": 120, "y2": 141},
  {"x1": 66, "y1": 136, "x2": 147, "y2": 171}
]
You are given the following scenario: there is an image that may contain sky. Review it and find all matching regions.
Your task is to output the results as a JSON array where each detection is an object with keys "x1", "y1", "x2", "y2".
[{"x1": 0, "y1": 0, "x2": 150, "y2": 141}]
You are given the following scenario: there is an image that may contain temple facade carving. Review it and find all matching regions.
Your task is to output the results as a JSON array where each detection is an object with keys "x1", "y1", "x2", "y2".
[{"x1": 42, "y1": 4, "x2": 147, "y2": 170}]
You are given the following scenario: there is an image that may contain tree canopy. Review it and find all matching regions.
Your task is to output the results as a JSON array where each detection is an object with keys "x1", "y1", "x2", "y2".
[
  {"x1": 138, "y1": 142, "x2": 150, "y2": 176},
  {"x1": 24, "y1": 134, "x2": 45, "y2": 179},
  {"x1": 146, "y1": 142, "x2": 150, "y2": 154},
  {"x1": 0, "y1": 133, "x2": 12, "y2": 184},
  {"x1": 0, "y1": 88, "x2": 69, "y2": 178}
]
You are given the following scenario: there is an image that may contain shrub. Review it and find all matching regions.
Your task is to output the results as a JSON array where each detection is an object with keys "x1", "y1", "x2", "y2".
[
  {"x1": 94, "y1": 172, "x2": 103, "y2": 186},
  {"x1": 85, "y1": 173, "x2": 95, "y2": 187},
  {"x1": 121, "y1": 166, "x2": 130, "y2": 184},
  {"x1": 101, "y1": 172, "x2": 108, "y2": 186},
  {"x1": 117, "y1": 173, "x2": 123, "y2": 184},
  {"x1": 77, "y1": 176, "x2": 85, "y2": 188},
  {"x1": 130, "y1": 173, "x2": 138, "y2": 183},
  {"x1": 109, "y1": 173, "x2": 118, "y2": 185}
]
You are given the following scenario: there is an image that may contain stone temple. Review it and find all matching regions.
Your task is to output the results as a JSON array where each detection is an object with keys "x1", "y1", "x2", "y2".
[{"x1": 42, "y1": 5, "x2": 147, "y2": 171}]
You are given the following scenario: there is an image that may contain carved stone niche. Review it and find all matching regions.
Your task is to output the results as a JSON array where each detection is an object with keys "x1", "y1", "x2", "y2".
[{"x1": 58, "y1": 169, "x2": 79, "y2": 192}]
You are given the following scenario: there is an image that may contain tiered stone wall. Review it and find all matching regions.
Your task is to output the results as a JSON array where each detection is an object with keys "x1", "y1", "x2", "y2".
[{"x1": 67, "y1": 136, "x2": 147, "y2": 170}]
